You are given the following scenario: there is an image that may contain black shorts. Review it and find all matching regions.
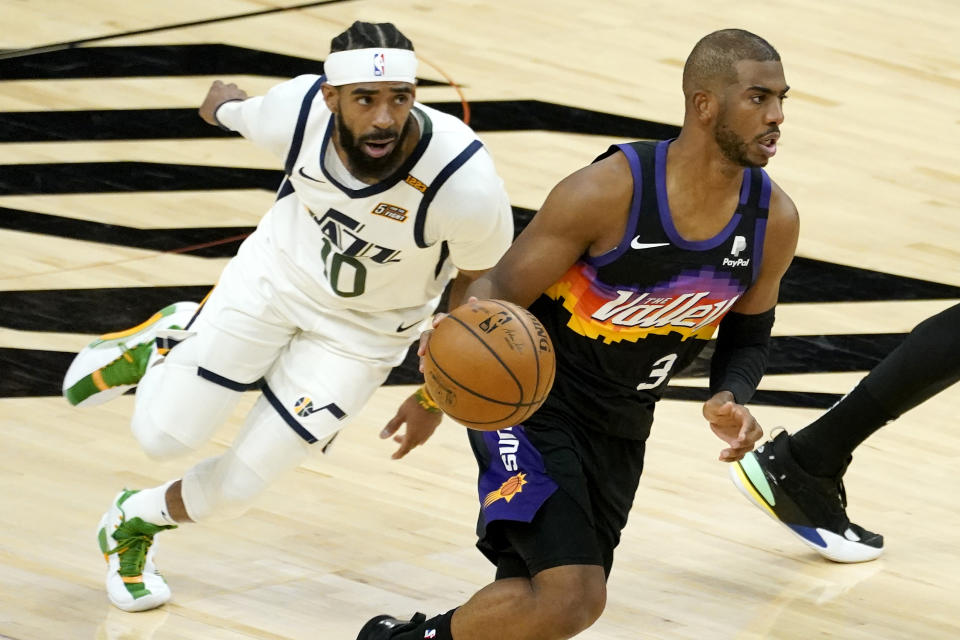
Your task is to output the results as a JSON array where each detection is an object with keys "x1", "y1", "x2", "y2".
[{"x1": 468, "y1": 402, "x2": 647, "y2": 579}]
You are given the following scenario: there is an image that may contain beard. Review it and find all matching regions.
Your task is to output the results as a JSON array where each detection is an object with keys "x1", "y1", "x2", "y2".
[
  {"x1": 713, "y1": 102, "x2": 766, "y2": 168},
  {"x1": 714, "y1": 121, "x2": 759, "y2": 168},
  {"x1": 336, "y1": 114, "x2": 414, "y2": 181}
]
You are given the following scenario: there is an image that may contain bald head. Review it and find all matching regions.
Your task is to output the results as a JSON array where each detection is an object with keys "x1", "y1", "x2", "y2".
[{"x1": 682, "y1": 29, "x2": 780, "y2": 97}]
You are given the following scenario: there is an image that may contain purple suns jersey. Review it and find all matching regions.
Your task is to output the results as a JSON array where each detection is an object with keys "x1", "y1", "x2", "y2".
[{"x1": 528, "y1": 140, "x2": 771, "y2": 440}]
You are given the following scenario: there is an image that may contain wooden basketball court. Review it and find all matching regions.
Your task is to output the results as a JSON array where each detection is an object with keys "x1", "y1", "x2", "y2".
[{"x1": 1, "y1": 1, "x2": 958, "y2": 638}]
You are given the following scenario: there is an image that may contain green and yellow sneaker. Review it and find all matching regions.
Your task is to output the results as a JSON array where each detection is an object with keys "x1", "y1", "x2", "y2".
[
  {"x1": 63, "y1": 301, "x2": 199, "y2": 407},
  {"x1": 97, "y1": 490, "x2": 177, "y2": 612}
]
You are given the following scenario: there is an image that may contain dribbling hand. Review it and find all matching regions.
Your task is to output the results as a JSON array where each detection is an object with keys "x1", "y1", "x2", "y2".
[
  {"x1": 417, "y1": 297, "x2": 480, "y2": 372},
  {"x1": 702, "y1": 392, "x2": 763, "y2": 462}
]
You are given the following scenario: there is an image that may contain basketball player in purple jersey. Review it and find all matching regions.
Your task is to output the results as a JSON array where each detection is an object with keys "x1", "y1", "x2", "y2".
[{"x1": 359, "y1": 28, "x2": 800, "y2": 640}]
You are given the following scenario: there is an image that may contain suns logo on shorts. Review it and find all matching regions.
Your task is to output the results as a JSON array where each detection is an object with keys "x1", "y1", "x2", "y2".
[
  {"x1": 482, "y1": 472, "x2": 528, "y2": 507},
  {"x1": 371, "y1": 202, "x2": 408, "y2": 222}
]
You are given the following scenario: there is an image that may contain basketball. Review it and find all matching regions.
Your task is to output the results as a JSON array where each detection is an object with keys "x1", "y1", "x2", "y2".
[{"x1": 423, "y1": 299, "x2": 556, "y2": 431}]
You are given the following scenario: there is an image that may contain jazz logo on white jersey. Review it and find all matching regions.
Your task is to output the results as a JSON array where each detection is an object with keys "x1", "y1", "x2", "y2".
[
  {"x1": 311, "y1": 208, "x2": 401, "y2": 264},
  {"x1": 310, "y1": 207, "x2": 402, "y2": 297},
  {"x1": 723, "y1": 235, "x2": 749, "y2": 267}
]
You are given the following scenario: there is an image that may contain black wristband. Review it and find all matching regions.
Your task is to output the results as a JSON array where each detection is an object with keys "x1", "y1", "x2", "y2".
[{"x1": 709, "y1": 308, "x2": 775, "y2": 404}]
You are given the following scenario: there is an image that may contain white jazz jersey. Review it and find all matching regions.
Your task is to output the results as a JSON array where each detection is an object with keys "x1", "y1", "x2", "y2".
[{"x1": 216, "y1": 74, "x2": 513, "y2": 340}]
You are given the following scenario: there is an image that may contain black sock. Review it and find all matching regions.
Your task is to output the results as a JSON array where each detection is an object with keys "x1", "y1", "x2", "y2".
[
  {"x1": 789, "y1": 382, "x2": 893, "y2": 477},
  {"x1": 392, "y1": 609, "x2": 456, "y2": 640},
  {"x1": 790, "y1": 303, "x2": 960, "y2": 477}
]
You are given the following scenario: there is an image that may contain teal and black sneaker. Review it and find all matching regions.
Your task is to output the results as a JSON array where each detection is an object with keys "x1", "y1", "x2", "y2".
[
  {"x1": 97, "y1": 490, "x2": 177, "y2": 612},
  {"x1": 63, "y1": 301, "x2": 199, "y2": 406},
  {"x1": 730, "y1": 430, "x2": 883, "y2": 563}
]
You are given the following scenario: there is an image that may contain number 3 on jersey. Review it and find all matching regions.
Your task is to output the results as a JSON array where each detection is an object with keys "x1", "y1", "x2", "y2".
[{"x1": 636, "y1": 353, "x2": 678, "y2": 390}]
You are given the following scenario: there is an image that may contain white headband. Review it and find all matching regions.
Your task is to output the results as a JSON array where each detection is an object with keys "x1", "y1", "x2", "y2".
[{"x1": 323, "y1": 48, "x2": 418, "y2": 86}]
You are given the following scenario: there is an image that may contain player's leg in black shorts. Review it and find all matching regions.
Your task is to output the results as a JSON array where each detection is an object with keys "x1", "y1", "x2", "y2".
[{"x1": 468, "y1": 412, "x2": 646, "y2": 580}]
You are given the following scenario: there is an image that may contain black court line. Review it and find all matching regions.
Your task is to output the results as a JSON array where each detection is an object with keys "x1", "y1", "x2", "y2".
[
  {"x1": 0, "y1": 44, "x2": 449, "y2": 83},
  {"x1": 0, "y1": 0, "x2": 355, "y2": 61},
  {"x1": 678, "y1": 332, "x2": 909, "y2": 377},
  {"x1": 0, "y1": 346, "x2": 844, "y2": 408},
  {"x1": 0, "y1": 102, "x2": 677, "y2": 141},
  {"x1": 0, "y1": 206, "x2": 253, "y2": 258},
  {"x1": 0, "y1": 205, "x2": 536, "y2": 257},
  {"x1": 2, "y1": 199, "x2": 958, "y2": 304},
  {"x1": 661, "y1": 385, "x2": 842, "y2": 410},
  {"x1": 0, "y1": 162, "x2": 283, "y2": 195},
  {"x1": 0, "y1": 269, "x2": 910, "y2": 373},
  {"x1": 0, "y1": 287, "x2": 213, "y2": 334}
]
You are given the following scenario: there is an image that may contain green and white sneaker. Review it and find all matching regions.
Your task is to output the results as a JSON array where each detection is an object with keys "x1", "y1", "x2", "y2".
[
  {"x1": 63, "y1": 301, "x2": 199, "y2": 407},
  {"x1": 97, "y1": 490, "x2": 177, "y2": 612}
]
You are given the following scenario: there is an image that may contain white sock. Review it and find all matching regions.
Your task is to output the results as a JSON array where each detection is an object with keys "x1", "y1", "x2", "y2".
[{"x1": 121, "y1": 480, "x2": 179, "y2": 526}]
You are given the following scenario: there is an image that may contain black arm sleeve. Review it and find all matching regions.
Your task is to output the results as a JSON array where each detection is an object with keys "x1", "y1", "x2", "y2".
[{"x1": 709, "y1": 308, "x2": 775, "y2": 404}]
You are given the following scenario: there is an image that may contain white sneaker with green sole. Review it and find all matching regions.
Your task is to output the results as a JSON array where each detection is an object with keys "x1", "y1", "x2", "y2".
[
  {"x1": 63, "y1": 301, "x2": 199, "y2": 407},
  {"x1": 97, "y1": 490, "x2": 177, "y2": 612}
]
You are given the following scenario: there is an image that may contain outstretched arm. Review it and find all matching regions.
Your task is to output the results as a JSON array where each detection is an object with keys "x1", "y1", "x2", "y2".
[
  {"x1": 197, "y1": 75, "x2": 320, "y2": 161},
  {"x1": 198, "y1": 80, "x2": 247, "y2": 128}
]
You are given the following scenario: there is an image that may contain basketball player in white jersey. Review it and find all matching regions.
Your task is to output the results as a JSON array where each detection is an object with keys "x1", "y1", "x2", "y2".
[{"x1": 62, "y1": 21, "x2": 513, "y2": 612}]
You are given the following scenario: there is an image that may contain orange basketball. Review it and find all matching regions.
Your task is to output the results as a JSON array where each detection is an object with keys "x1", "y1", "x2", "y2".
[{"x1": 423, "y1": 299, "x2": 556, "y2": 431}]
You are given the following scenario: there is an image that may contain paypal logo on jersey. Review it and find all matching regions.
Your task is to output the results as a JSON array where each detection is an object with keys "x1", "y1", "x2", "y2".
[
  {"x1": 730, "y1": 235, "x2": 747, "y2": 257},
  {"x1": 723, "y1": 235, "x2": 749, "y2": 267}
]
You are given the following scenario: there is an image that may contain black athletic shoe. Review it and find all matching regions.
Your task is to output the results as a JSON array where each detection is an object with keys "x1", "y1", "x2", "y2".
[
  {"x1": 356, "y1": 613, "x2": 426, "y2": 640},
  {"x1": 730, "y1": 430, "x2": 884, "y2": 563}
]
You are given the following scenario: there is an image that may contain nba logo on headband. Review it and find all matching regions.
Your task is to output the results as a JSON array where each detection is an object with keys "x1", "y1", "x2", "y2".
[{"x1": 323, "y1": 48, "x2": 416, "y2": 86}]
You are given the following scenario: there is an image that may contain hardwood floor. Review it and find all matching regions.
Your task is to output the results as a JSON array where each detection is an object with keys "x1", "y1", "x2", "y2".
[{"x1": 1, "y1": 1, "x2": 958, "y2": 638}]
